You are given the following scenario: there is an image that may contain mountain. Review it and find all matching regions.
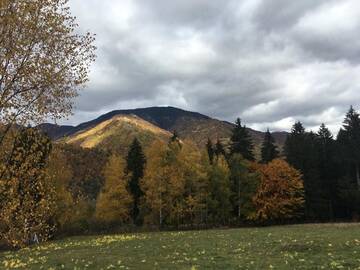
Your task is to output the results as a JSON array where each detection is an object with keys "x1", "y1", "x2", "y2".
[
  {"x1": 36, "y1": 123, "x2": 75, "y2": 139},
  {"x1": 61, "y1": 114, "x2": 172, "y2": 154},
  {"x1": 39, "y1": 106, "x2": 288, "y2": 153}
]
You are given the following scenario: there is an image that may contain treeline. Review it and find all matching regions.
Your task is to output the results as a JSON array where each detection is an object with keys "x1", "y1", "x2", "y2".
[{"x1": 1, "y1": 106, "x2": 360, "y2": 248}]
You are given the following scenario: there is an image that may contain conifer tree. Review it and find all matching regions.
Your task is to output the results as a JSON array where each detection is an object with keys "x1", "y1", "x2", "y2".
[
  {"x1": 260, "y1": 129, "x2": 279, "y2": 163},
  {"x1": 230, "y1": 118, "x2": 254, "y2": 161},
  {"x1": 170, "y1": 130, "x2": 180, "y2": 143},
  {"x1": 316, "y1": 123, "x2": 338, "y2": 219},
  {"x1": 95, "y1": 155, "x2": 133, "y2": 227},
  {"x1": 215, "y1": 139, "x2": 226, "y2": 158},
  {"x1": 0, "y1": 128, "x2": 55, "y2": 248},
  {"x1": 206, "y1": 138, "x2": 214, "y2": 164},
  {"x1": 284, "y1": 122, "x2": 322, "y2": 219},
  {"x1": 126, "y1": 138, "x2": 146, "y2": 224},
  {"x1": 338, "y1": 106, "x2": 360, "y2": 189}
]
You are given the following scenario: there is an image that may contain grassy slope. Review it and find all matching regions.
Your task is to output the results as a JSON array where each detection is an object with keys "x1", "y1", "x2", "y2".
[
  {"x1": 1, "y1": 224, "x2": 360, "y2": 269},
  {"x1": 62, "y1": 114, "x2": 172, "y2": 155}
]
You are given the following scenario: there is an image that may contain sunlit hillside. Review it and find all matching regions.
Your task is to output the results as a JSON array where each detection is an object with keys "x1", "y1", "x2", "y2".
[{"x1": 63, "y1": 114, "x2": 172, "y2": 154}]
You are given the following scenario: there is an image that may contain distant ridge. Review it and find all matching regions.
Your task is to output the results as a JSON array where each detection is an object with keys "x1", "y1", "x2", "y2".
[{"x1": 38, "y1": 106, "x2": 288, "y2": 152}]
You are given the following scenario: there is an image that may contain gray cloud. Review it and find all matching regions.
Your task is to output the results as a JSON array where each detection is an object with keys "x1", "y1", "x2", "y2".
[{"x1": 64, "y1": 0, "x2": 360, "y2": 133}]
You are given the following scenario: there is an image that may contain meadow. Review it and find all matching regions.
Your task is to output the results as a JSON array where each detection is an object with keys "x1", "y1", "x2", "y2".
[{"x1": 1, "y1": 223, "x2": 360, "y2": 269}]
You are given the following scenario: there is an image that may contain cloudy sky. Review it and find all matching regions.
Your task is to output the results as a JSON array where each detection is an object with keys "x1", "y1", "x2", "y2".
[{"x1": 65, "y1": 0, "x2": 360, "y2": 133}]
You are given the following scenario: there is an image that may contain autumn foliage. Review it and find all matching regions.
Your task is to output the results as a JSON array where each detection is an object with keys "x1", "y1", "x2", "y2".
[
  {"x1": 249, "y1": 159, "x2": 305, "y2": 223},
  {"x1": 95, "y1": 155, "x2": 133, "y2": 227}
]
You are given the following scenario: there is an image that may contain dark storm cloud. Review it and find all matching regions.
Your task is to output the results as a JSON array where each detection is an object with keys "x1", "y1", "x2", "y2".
[{"x1": 65, "y1": 0, "x2": 360, "y2": 133}]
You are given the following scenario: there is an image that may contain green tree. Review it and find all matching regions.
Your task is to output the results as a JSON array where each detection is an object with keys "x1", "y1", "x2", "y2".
[
  {"x1": 229, "y1": 154, "x2": 259, "y2": 220},
  {"x1": 260, "y1": 129, "x2": 279, "y2": 163},
  {"x1": 0, "y1": 128, "x2": 55, "y2": 248},
  {"x1": 316, "y1": 124, "x2": 338, "y2": 220},
  {"x1": 215, "y1": 139, "x2": 226, "y2": 158},
  {"x1": 126, "y1": 138, "x2": 146, "y2": 225},
  {"x1": 338, "y1": 106, "x2": 360, "y2": 189},
  {"x1": 284, "y1": 122, "x2": 321, "y2": 219},
  {"x1": 206, "y1": 138, "x2": 214, "y2": 164},
  {"x1": 230, "y1": 118, "x2": 254, "y2": 161},
  {"x1": 207, "y1": 155, "x2": 232, "y2": 224}
]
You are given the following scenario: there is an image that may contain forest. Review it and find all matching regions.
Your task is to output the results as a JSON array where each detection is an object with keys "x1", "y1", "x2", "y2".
[
  {"x1": 1, "y1": 0, "x2": 360, "y2": 253},
  {"x1": 1, "y1": 106, "x2": 360, "y2": 249}
]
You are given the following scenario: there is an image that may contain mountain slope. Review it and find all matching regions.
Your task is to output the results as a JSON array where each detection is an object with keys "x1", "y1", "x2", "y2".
[
  {"x1": 62, "y1": 114, "x2": 172, "y2": 155},
  {"x1": 40, "y1": 106, "x2": 288, "y2": 150}
]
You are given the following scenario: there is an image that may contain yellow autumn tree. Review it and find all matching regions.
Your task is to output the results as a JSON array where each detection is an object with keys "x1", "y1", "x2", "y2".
[
  {"x1": 46, "y1": 146, "x2": 75, "y2": 232},
  {"x1": 95, "y1": 154, "x2": 133, "y2": 227},
  {"x1": 178, "y1": 141, "x2": 208, "y2": 225},
  {"x1": 0, "y1": 0, "x2": 95, "y2": 128},
  {"x1": 0, "y1": 128, "x2": 55, "y2": 248},
  {"x1": 141, "y1": 140, "x2": 186, "y2": 226},
  {"x1": 250, "y1": 159, "x2": 305, "y2": 223}
]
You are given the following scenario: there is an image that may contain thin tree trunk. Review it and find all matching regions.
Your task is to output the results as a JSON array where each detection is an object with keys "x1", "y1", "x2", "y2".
[
  {"x1": 356, "y1": 163, "x2": 360, "y2": 190},
  {"x1": 159, "y1": 193, "x2": 162, "y2": 227},
  {"x1": 238, "y1": 178, "x2": 241, "y2": 218}
]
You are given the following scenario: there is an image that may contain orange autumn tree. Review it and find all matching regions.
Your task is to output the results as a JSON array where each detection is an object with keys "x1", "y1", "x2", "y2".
[{"x1": 250, "y1": 159, "x2": 304, "y2": 223}]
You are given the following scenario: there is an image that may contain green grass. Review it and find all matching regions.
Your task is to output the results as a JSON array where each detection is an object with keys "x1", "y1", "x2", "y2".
[{"x1": 1, "y1": 224, "x2": 360, "y2": 269}]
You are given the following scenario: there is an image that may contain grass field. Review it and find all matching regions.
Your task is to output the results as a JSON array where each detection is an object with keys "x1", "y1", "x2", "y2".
[{"x1": 1, "y1": 224, "x2": 360, "y2": 269}]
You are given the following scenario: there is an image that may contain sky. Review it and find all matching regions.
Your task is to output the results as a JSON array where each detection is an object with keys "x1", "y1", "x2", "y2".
[{"x1": 65, "y1": 0, "x2": 360, "y2": 133}]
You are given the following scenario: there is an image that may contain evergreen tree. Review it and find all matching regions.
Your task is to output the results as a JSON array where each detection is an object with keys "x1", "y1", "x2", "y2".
[
  {"x1": 337, "y1": 106, "x2": 360, "y2": 218},
  {"x1": 206, "y1": 138, "x2": 214, "y2": 164},
  {"x1": 316, "y1": 124, "x2": 338, "y2": 219},
  {"x1": 338, "y1": 106, "x2": 360, "y2": 189},
  {"x1": 230, "y1": 118, "x2": 254, "y2": 160},
  {"x1": 170, "y1": 130, "x2": 180, "y2": 143},
  {"x1": 215, "y1": 139, "x2": 226, "y2": 158},
  {"x1": 126, "y1": 138, "x2": 146, "y2": 225},
  {"x1": 284, "y1": 122, "x2": 321, "y2": 219},
  {"x1": 260, "y1": 129, "x2": 279, "y2": 163},
  {"x1": 0, "y1": 128, "x2": 55, "y2": 248}
]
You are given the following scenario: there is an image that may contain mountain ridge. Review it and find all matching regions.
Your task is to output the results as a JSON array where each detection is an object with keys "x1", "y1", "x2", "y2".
[{"x1": 38, "y1": 106, "x2": 288, "y2": 149}]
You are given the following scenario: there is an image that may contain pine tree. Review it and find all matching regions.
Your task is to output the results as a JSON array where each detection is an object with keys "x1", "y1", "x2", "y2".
[
  {"x1": 284, "y1": 122, "x2": 322, "y2": 219},
  {"x1": 316, "y1": 124, "x2": 338, "y2": 219},
  {"x1": 95, "y1": 155, "x2": 133, "y2": 227},
  {"x1": 126, "y1": 138, "x2": 146, "y2": 225},
  {"x1": 215, "y1": 139, "x2": 226, "y2": 158},
  {"x1": 338, "y1": 106, "x2": 360, "y2": 189},
  {"x1": 0, "y1": 128, "x2": 55, "y2": 248},
  {"x1": 206, "y1": 138, "x2": 214, "y2": 164},
  {"x1": 230, "y1": 118, "x2": 254, "y2": 160},
  {"x1": 260, "y1": 129, "x2": 279, "y2": 163},
  {"x1": 170, "y1": 130, "x2": 180, "y2": 143}
]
